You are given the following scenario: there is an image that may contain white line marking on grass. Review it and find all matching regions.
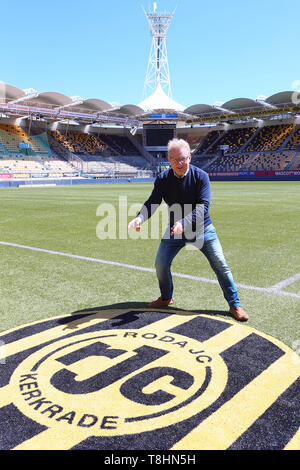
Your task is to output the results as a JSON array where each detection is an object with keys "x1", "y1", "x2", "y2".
[
  {"x1": 0, "y1": 241, "x2": 156, "y2": 273},
  {"x1": 268, "y1": 272, "x2": 300, "y2": 291},
  {"x1": 1, "y1": 241, "x2": 300, "y2": 300}
]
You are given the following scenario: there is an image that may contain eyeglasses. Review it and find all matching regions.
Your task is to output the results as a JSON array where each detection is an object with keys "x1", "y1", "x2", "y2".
[{"x1": 169, "y1": 155, "x2": 190, "y2": 165}]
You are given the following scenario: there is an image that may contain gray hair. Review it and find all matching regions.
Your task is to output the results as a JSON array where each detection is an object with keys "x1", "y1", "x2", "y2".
[{"x1": 167, "y1": 138, "x2": 191, "y2": 156}]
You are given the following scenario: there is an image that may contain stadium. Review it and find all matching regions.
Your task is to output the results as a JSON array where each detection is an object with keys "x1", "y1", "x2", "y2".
[
  {"x1": 1, "y1": 82, "x2": 300, "y2": 184},
  {"x1": 0, "y1": 1, "x2": 299, "y2": 454}
]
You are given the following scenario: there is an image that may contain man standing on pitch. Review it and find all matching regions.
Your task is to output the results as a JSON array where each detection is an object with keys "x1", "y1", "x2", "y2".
[{"x1": 128, "y1": 138, "x2": 248, "y2": 321}]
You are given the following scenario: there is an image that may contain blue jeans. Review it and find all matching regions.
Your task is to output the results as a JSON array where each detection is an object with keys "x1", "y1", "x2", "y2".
[{"x1": 155, "y1": 224, "x2": 240, "y2": 308}]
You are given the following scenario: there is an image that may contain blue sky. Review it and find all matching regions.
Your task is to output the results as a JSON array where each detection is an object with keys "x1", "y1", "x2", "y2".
[{"x1": 1, "y1": 0, "x2": 300, "y2": 108}]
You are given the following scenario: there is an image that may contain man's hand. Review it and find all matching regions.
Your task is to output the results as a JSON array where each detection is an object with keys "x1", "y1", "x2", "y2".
[
  {"x1": 128, "y1": 216, "x2": 142, "y2": 231},
  {"x1": 171, "y1": 221, "x2": 184, "y2": 236}
]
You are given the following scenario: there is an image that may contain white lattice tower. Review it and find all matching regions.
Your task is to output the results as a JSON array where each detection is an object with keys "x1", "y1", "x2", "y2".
[{"x1": 142, "y1": 3, "x2": 175, "y2": 99}]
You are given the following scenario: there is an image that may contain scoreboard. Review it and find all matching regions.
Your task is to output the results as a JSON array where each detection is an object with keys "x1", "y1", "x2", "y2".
[{"x1": 143, "y1": 124, "x2": 176, "y2": 151}]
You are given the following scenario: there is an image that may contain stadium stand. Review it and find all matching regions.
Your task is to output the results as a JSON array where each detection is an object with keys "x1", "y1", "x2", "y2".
[
  {"x1": 287, "y1": 154, "x2": 300, "y2": 170},
  {"x1": 54, "y1": 130, "x2": 148, "y2": 172},
  {"x1": 97, "y1": 134, "x2": 142, "y2": 156},
  {"x1": 65, "y1": 131, "x2": 111, "y2": 156},
  {"x1": 48, "y1": 130, "x2": 143, "y2": 158},
  {"x1": 0, "y1": 125, "x2": 79, "y2": 176},
  {"x1": 0, "y1": 157, "x2": 43, "y2": 174},
  {"x1": 48, "y1": 130, "x2": 82, "y2": 155},
  {"x1": 192, "y1": 123, "x2": 300, "y2": 173},
  {"x1": 243, "y1": 124, "x2": 296, "y2": 152},
  {"x1": 202, "y1": 154, "x2": 253, "y2": 172},
  {"x1": 192, "y1": 154, "x2": 218, "y2": 170},
  {"x1": 283, "y1": 125, "x2": 300, "y2": 150},
  {"x1": 193, "y1": 130, "x2": 224, "y2": 155},
  {"x1": 0, "y1": 124, "x2": 49, "y2": 155},
  {"x1": 1, "y1": 121, "x2": 299, "y2": 179},
  {"x1": 45, "y1": 129, "x2": 149, "y2": 176},
  {"x1": 194, "y1": 151, "x2": 297, "y2": 173},
  {"x1": 243, "y1": 152, "x2": 296, "y2": 171},
  {"x1": 206, "y1": 127, "x2": 258, "y2": 154}
]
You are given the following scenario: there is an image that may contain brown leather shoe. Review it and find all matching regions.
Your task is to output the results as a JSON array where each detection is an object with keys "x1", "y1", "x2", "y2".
[
  {"x1": 148, "y1": 297, "x2": 174, "y2": 308},
  {"x1": 229, "y1": 306, "x2": 249, "y2": 321}
]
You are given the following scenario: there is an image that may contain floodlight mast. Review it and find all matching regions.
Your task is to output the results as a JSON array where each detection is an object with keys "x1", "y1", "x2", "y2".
[{"x1": 142, "y1": 3, "x2": 175, "y2": 99}]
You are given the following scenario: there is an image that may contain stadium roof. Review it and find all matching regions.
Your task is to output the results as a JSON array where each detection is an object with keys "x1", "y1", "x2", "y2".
[
  {"x1": 1, "y1": 83, "x2": 25, "y2": 100},
  {"x1": 221, "y1": 98, "x2": 264, "y2": 111},
  {"x1": 266, "y1": 91, "x2": 296, "y2": 105},
  {"x1": 71, "y1": 99, "x2": 112, "y2": 113},
  {"x1": 184, "y1": 104, "x2": 223, "y2": 115},
  {"x1": 29, "y1": 92, "x2": 73, "y2": 106},
  {"x1": 1, "y1": 81, "x2": 300, "y2": 125},
  {"x1": 117, "y1": 104, "x2": 144, "y2": 115},
  {"x1": 138, "y1": 83, "x2": 185, "y2": 112}
]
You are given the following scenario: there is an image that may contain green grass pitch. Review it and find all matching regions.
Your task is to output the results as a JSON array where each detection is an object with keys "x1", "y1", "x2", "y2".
[{"x1": 0, "y1": 181, "x2": 299, "y2": 350}]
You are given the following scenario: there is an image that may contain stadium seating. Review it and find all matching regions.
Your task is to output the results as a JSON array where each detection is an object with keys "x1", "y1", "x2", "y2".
[
  {"x1": 194, "y1": 151, "x2": 296, "y2": 173},
  {"x1": 191, "y1": 154, "x2": 217, "y2": 169},
  {"x1": 0, "y1": 126, "x2": 78, "y2": 175},
  {"x1": 65, "y1": 131, "x2": 111, "y2": 156},
  {"x1": 0, "y1": 124, "x2": 149, "y2": 178},
  {"x1": 244, "y1": 152, "x2": 296, "y2": 171},
  {"x1": 283, "y1": 126, "x2": 300, "y2": 150},
  {"x1": 1, "y1": 122, "x2": 299, "y2": 177},
  {"x1": 207, "y1": 127, "x2": 258, "y2": 154},
  {"x1": 243, "y1": 124, "x2": 295, "y2": 152},
  {"x1": 191, "y1": 123, "x2": 300, "y2": 173},
  {"x1": 0, "y1": 157, "x2": 44, "y2": 174},
  {"x1": 193, "y1": 130, "x2": 223, "y2": 154},
  {"x1": 203, "y1": 154, "x2": 253, "y2": 172},
  {"x1": 0, "y1": 154, "x2": 76, "y2": 174},
  {"x1": 99, "y1": 134, "x2": 140, "y2": 156},
  {"x1": 286, "y1": 154, "x2": 300, "y2": 170},
  {"x1": 48, "y1": 130, "x2": 142, "y2": 159},
  {"x1": 48, "y1": 130, "x2": 79, "y2": 154},
  {"x1": 45, "y1": 130, "x2": 148, "y2": 175},
  {"x1": 0, "y1": 124, "x2": 48, "y2": 154}
]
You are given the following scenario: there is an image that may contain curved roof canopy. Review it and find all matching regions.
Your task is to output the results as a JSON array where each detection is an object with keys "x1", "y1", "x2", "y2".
[
  {"x1": 72, "y1": 98, "x2": 112, "y2": 113},
  {"x1": 29, "y1": 92, "x2": 73, "y2": 106},
  {"x1": 184, "y1": 104, "x2": 224, "y2": 115},
  {"x1": 1, "y1": 83, "x2": 25, "y2": 101},
  {"x1": 221, "y1": 98, "x2": 266, "y2": 111},
  {"x1": 1, "y1": 82, "x2": 299, "y2": 121},
  {"x1": 117, "y1": 104, "x2": 144, "y2": 115},
  {"x1": 266, "y1": 91, "x2": 295, "y2": 105}
]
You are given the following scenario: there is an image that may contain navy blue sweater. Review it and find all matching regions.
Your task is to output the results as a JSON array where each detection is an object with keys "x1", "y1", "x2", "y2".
[{"x1": 138, "y1": 165, "x2": 212, "y2": 233}]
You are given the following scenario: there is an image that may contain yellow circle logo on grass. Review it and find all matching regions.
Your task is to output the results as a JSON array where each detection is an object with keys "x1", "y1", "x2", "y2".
[{"x1": 0, "y1": 309, "x2": 299, "y2": 450}]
